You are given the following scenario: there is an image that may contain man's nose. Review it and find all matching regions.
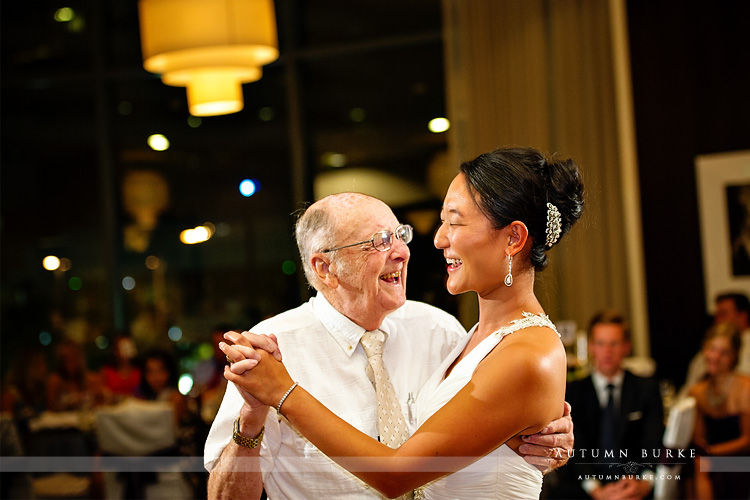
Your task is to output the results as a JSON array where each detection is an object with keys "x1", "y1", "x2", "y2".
[{"x1": 389, "y1": 237, "x2": 410, "y2": 260}]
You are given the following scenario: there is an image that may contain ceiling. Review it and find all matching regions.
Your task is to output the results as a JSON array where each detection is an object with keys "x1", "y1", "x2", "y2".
[{"x1": 0, "y1": 0, "x2": 453, "y2": 341}]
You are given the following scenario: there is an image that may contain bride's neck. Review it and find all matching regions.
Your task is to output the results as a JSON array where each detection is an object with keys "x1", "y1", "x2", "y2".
[{"x1": 476, "y1": 286, "x2": 542, "y2": 337}]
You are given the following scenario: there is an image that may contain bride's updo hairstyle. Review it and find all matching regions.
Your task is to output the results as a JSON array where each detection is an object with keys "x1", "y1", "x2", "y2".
[{"x1": 460, "y1": 147, "x2": 584, "y2": 271}]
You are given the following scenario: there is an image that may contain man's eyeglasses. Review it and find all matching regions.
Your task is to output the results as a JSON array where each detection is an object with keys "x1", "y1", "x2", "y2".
[{"x1": 322, "y1": 224, "x2": 413, "y2": 253}]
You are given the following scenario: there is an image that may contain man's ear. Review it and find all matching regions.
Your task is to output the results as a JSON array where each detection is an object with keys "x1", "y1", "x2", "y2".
[
  {"x1": 312, "y1": 254, "x2": 338, "y2": 288},
  {"x1": 507, "y1": 221, "x2": 529, "y2": 255}
]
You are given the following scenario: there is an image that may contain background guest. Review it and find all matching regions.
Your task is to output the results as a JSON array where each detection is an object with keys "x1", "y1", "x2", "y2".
[
  {"x1": 689, "y1": 322, "x2": 750, "y2": 499},
  {"x1": 550, "y1": 310, "x2": 664, "y2": 500},
  {"x1": 135, "y1": 348, "x2": 186, "y2": 422},
  {"x1": 678, "y1": 292, "x2": 750, "y2": 399},
  {"x1": 101, "y1": 335, "x2": 141, "y2": 401},
  {"x1": 1, "y1": 348, "x2": 48, "y2": 421},
  {"x1": 135, "y1": 348, "x2": 203, "y2": 497},
  {"x1": 46, "y1": 339, "x2": 103, "y2": 412}
]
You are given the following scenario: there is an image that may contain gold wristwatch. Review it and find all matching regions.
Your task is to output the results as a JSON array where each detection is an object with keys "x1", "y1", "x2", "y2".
[{"x1": 232, "y1": 416, "x2": 264, "y2": 448}]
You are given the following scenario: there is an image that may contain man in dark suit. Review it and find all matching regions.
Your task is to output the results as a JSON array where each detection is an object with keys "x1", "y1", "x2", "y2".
[{"x1": 550, "y1": 310, "x2": 664, "y2": 500}]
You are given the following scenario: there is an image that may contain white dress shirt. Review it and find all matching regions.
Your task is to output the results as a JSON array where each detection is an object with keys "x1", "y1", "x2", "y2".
[
  {"x1": 204, "y1": 294, "x2": 466, "y2": 499},
  {"x1": 591, "y1": 370, "x2": 625, "y2": 409}
]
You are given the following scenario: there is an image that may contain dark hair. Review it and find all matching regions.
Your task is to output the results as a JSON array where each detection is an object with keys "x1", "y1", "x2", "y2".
[
  {"x1": 459, "y1": 147, "x2": 584, "y2": 271},
  {"x1": 138, "y1": 349, "x2": 179, "y2": 400},
  {"x1": 715, "y1": 292, "x2": 750, "y2": 316},
  {"x1": 588, "y1": 310, "x2": 631, "y2": 342}
]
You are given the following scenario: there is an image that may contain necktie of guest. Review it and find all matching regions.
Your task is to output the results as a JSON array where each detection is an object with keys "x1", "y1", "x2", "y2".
[{"x1": 599, "y1": 383, "x2": 618, "y2": 460}]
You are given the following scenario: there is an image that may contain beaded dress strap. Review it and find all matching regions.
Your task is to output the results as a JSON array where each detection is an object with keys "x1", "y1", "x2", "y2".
[{"x1": 492, "y1": 311, "x2": 559, "y2": 339}]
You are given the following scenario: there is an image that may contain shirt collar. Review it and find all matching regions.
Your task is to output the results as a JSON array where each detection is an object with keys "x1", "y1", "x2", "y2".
[
  {"x1": 592, "y1": 369, "x2": 624, "y2": 392},
  {"x1": 310, "y1": 293, "x2": 368, "y2": 357},
  {"x1": 311, "y1": 293, "x2": 399, "y2": 357}
]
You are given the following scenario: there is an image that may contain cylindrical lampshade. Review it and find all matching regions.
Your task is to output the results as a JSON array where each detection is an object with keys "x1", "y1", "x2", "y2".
[
  {"x1": 138, "y1": 0, "x2": 278, "y2": 116},
  {"x1": 186, "y1": 69, "x2": 251, "y2": 116}
]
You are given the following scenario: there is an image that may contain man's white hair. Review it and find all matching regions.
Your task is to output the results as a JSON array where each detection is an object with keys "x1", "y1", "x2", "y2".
[{"x1": 294, "y1": 193, "x2": 380, "y2": 291}]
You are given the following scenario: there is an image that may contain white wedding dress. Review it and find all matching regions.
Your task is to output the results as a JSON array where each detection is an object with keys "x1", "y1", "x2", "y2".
[{"x1": 414, "y1": 313, "x2": 558, "y2": 500}]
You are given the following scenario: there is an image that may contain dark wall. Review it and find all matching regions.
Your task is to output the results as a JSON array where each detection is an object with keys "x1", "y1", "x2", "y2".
[{"x1": 627, "y1": 0, "x2": 750, "y2": 385}]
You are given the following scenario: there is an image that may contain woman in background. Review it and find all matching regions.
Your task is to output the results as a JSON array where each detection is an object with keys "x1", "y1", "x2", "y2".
[
  {"x1": 689, "y1": 322, "x2": 750, "y2": 499},
  {"x1": 136, "y1": 349, "x2": 203, "y2": 496},
  {"x1": 2, "y1": 348, "x2": 48, "y2": 420},
  {"x1": 46, "y1": 339, "x2": 102, "y2": 412},
  {"x1": 101, "y1": 335, "x2": 141, "y2": 401},
  {"x1": 135, "y1": 349, "x2": 187, "y2": 423}
]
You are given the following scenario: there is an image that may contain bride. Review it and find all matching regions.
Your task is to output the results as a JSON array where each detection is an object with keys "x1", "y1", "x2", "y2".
[{"x1": 223, "y1": 146, "x2": 584, "y2": 499}]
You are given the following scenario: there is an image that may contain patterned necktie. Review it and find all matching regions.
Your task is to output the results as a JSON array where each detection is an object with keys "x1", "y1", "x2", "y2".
[{"x1": 360, "y1": 330, "x2": 410, "y2": 449}]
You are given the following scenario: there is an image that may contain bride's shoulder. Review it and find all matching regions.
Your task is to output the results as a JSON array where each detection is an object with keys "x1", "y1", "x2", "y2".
[
  {"x1": 503, "y1": 323, "x2": 564, "y2": 353},
  {"x1": 486, "y1": 329, "x2": 565, "y2": 377}
]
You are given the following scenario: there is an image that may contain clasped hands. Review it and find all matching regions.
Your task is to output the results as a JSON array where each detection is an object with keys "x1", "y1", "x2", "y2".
[
  {"x1": 219, "y1": 330, "x2": 294, "y2": 409},
  {"x1": 219, "y1": 330, "x2": 575, "y2": 473}
]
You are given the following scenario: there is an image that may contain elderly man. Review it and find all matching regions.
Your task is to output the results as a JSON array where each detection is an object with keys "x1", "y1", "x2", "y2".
[{"x1": 205, "y1": 193, "x2": 572, "y2": 499}]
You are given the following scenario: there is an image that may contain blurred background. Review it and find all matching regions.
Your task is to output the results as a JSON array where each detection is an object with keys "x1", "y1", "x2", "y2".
[
  {"x1": 1, "y1": 0, "x2": 749, "y2": 469},
  {"x1": 2, "y1": 0, "x2": 460, "y2": 376}
]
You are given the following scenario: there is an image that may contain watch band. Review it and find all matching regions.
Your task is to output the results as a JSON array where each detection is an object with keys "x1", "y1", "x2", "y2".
[{"x1": 232, "y1": 416, "x2": 264, "y2": 448}]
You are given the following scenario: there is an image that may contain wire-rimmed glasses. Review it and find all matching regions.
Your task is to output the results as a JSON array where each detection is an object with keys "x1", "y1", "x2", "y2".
[{"x1": 321, "y1": 224, "x2": 413, "y2": 253}]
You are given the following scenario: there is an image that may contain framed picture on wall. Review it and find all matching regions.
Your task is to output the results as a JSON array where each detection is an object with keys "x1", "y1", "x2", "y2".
[{"x1": 696, "y1": 150, "x2": 750, "y2": 313}]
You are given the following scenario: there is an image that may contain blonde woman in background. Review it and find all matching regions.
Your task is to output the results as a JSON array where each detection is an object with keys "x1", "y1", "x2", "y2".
[{"x1": 689, "y1": 322, "x2": 750, "y2": 499}]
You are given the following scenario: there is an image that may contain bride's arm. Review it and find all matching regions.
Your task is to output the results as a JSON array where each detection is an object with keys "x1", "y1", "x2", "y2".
[{"x1": 222, "y1": 331, "x2": 565, "y2": 498}]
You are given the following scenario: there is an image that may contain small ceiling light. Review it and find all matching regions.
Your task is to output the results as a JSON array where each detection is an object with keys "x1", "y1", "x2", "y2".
[
  {"x1": 54, "y1": 7, "x2": 74, "y2": 22},
  {"x1": 428, "y1": 117, "x2": 451, "y2": 133},
  {"x1": 147, "y1": 134, "x2": 170, "y2": 151},
  {"x1": 43, "y1": 255, "x2": 61, "y2": 271},
  {"x1": 180, "y1": 224, "x2": 215, "y2": 244},
  {"x1": 239, "y1": 179, "x2": 259, "y2": 197},
  {"x1": 138, "y1": 0, "x2": 279, "y2": 117}
]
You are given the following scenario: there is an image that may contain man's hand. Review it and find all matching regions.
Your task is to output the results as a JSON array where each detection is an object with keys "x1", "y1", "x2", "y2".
[
  {"x1": 222, "y1": 331, "x2": 283, "y2": 375},
  {"x1": 221, "y1": 333, "x2": 296, "y2": 407},
  {"x1": 518, "y1": 401, "x2": 574, "y2": 473}
]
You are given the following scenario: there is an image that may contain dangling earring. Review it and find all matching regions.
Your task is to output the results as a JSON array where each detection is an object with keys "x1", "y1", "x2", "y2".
[{"x1": 504, "y1": 254, "x2": 513, "y2": 287}]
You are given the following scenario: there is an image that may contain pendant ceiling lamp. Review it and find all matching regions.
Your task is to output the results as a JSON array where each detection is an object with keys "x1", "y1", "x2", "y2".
[{"x1": 138, "y1": 0, "x2": 278, "y2": 117}]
